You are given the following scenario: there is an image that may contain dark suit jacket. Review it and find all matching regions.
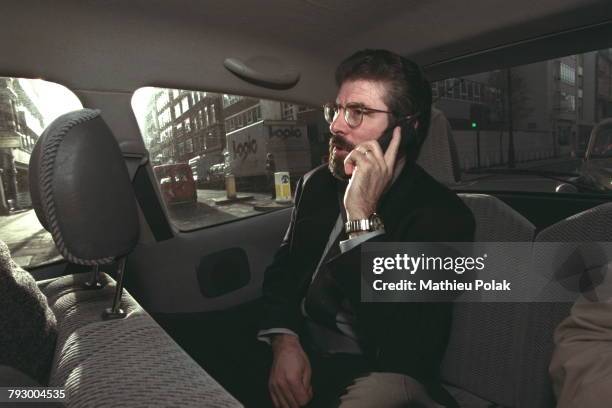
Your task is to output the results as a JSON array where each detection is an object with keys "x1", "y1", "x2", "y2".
[{"x1": 261, "y1": 160, "x2": 475, "y2": 399}]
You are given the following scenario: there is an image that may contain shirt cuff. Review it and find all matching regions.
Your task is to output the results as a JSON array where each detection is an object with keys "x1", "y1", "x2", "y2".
[
  {"x1": 339, "y1": 229, "x2": 385, "y2": 253},
  {"x1": 257, "y1": 328, "x2": 299, "y2": 345}
]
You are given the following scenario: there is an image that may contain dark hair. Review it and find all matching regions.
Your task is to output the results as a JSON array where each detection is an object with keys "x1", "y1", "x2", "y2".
[{"x1": 335, "y1": 49, "x2": 432, "y2": 160}]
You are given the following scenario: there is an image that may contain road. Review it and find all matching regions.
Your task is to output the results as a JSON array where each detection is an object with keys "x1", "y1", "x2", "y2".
[
  {"x1": 0, "y1": 157, "x2": 593, "y2": 269},
  {"x1": 167, "y1": 189, "x2": 286, "y2": 230}
]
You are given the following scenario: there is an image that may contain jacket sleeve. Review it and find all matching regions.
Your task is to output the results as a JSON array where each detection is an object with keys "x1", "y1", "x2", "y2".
[
  {"x1": 327, "y1": 206, "x2": 476, "y2": 382},
  {"x1": 259, "y1": 177, "x2": 305, "y2": 335}
]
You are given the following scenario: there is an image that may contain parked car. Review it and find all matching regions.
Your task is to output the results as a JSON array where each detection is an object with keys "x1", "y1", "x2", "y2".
[
  {"x1": 208, "y1": 163, "x2": 227, "y2": 187},
  {"x1": 580, "y1": 118, "x2": 612, "y2": 192},
  {"x1": 153, "y1": 163, "x2": 197, "y2": 204}
]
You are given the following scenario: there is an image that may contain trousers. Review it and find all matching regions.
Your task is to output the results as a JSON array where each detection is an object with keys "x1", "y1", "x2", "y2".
[{"x1": 305, "y1": 348, "x2": 444, "y2": 408}]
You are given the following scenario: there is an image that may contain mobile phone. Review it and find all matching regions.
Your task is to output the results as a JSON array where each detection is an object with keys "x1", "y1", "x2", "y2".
[
  {"x1": 378, "y1": 124, "x2": 411, "y2": 154},
  {"x1": 377, "y1": 125, "x2": 397, "y2": 153},
  {"x1": 377, "y1": 115, "x2": 418, "y2": 154}
]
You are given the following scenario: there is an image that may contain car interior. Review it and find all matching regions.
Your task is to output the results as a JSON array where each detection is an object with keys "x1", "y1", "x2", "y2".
[{"x1": 1, "y1": 0, "x2": 612, "y2": 407}]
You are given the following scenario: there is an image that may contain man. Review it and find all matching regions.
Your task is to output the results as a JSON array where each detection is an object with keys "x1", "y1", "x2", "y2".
[{"x1": 259, "y1": 49, "x2": 475, "y2": 407}]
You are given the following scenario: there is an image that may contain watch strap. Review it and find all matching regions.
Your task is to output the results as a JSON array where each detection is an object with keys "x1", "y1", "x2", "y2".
[{"x1": 345, "y1": 213, "x2": 384, "y2": 234}]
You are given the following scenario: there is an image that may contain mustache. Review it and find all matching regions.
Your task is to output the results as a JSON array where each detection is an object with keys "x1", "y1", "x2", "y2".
[{"x1": 329, "y1": 134, "x2": 355, "y2": 151}]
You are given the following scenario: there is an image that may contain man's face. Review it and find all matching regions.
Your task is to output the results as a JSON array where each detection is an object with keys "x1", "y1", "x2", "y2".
[{"x1": 328, "y1": 79, "x2": 391, "y2": 179}]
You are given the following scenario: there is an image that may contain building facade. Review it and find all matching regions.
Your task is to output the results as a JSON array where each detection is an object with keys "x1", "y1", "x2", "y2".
[
  {"x1": 0, "y1": 77, "x2": 43, "y2": 213},
  {"x1": 431, "y1": 49, "x2": 612, "y2": 169},
  {"x1": 147, "y1": 89, "x2": 224, "y2": 165},
  {"x1": 146, "y1": 90, "x2": 329, "y2": 170}
]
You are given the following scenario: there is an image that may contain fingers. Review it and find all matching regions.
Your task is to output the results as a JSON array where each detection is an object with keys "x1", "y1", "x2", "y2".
[
  {"x1": 302, "y1": 361, "x2": 313, "y2": 403},
  {"x1": 343, "y1": 126, "x2": 401, "y2": 178},
  {"x1": 344, "y1": 143, "x2": 386, "y2": 179},
  {"x1": 383, "y1": 126, "x2": 402, "y2": 169},
  {"x1": 269, "y1": 379, "x2": 299, "y2": 408},
  {"x1": 292, "y1": 379, "x2": 312, "y2": 406},
  {"x1": 356, "y1": 142, "x2": 385, "y2": 165},
  {"x1": 269, "y1": 366, "x2": 312, "y2": 407},
  {"x1": 269, "y1": 386, "x2": 284, "y2": 408},
  {"x1": 269, "y1": 387, "x2": 279, "y2": 408},
  {"x1": 343, "y1": 148, "x2": 367, "y2": 176},
  {"x1": 302, "y1": 361, "x2": 311, "y2": 391}
]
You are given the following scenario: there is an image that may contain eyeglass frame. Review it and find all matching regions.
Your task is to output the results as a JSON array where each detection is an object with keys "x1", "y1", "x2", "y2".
[{"x1": 323, "y1": 102, "x2": 395, "y2": 129}]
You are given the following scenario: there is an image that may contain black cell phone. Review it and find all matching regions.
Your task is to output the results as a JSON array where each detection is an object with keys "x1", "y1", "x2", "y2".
[
  {"x1": 378, "y1": 124, "x2": 411, "y2": 154},
  {"x1": 378, "y1": 114, "x2": 418, "y2": 154},
  {"x1": 377, "y1": 125, "x2": 397, "y2": 153}
]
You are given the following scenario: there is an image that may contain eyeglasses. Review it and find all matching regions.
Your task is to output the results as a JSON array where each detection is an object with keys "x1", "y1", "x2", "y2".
[{"x1": 323, "y1": 102, "x2": 393, "y2": 128}]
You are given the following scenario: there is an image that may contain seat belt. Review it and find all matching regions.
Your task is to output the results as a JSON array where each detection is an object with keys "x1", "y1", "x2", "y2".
[{"x1": 124, "y1": 150, "x2": 174, "y2": 242}]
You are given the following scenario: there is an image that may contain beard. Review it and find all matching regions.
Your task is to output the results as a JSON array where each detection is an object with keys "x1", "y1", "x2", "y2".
[{"x1": 328, "y1": 134, "x2": 354, "y2": 180}]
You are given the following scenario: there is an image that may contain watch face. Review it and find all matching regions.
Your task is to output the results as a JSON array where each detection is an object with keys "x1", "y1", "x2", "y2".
[{"x1": 369, "y1": 213, "x2": 384, "y2": 230}]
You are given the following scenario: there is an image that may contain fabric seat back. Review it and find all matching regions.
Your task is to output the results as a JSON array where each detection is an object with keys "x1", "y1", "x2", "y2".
[
  {"x1": 26, "y1": 109, "x2": 242, "y2": 407},
  {"x1": 441, "y1": 194, "x2": 535, "y2": 406},
  {"x1": 515, "y1": 202, "x2": 612, "y2": 408}
]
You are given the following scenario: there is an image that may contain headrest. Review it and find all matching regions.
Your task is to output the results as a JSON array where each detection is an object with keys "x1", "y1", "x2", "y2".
[
  {"x1": 416, "y1": 107, "x2": 461, "y2": 184},
  {"x1": 534, "y1": 203, "x2": 612, "y2": 295},
  {"x1": 28, "y1": 109, "x2": 139, "y2": 265}
]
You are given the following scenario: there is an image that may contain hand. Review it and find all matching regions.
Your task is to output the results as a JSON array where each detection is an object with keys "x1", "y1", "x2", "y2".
[
  {"x1": 343, "y1": 127, "x2": 401, "y2": 220},
  {"x1": 269, "y1": 334, "x2": 313, "y2": 408}
]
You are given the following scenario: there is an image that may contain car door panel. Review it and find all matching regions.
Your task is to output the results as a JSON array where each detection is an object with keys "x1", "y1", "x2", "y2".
[{"x1": 125, "y1": 207, "x2": 291, "y2": 314}]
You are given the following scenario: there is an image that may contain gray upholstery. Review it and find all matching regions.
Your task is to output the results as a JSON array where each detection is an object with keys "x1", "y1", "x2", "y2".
[
  {"x1": 28, "y1": 109, "x2": 139, "y2": 265},
  {"x1": 23, "y1": 108, "x2": 242, "y2": 406},
  {"x1": 38, "y1": 273, "x2": 241, "y2": 408},
  {"x1": 515, "y1": 202, "x2": 612, "y2": 408},
  {"x1": 416, "y1": 107, "x2": 461, "y2": 184},
  {"x1": 0, "y1": 239, "x2": 57, "y2": 384},
  {"x1": 398, "y1": 100, "x2": 612, "y2": 407},
  {"x1": 441, "y1": 194, "x2": 536, "y2": 407},
  {"x1": 536, "y1": 202, "x2": 612, "y2": 243},
  {"x1": 457, "y1": 194, "x2": 535, "y2": 243}
]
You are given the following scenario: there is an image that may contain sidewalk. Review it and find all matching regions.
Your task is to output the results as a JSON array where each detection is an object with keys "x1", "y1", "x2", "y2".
[{"x1": 0, "y1": 209, "x2": 61, "y2": 268}]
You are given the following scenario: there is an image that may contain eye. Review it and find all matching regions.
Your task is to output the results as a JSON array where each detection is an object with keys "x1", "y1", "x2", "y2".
[{"x1": 347, "y1": 107, "x2": 361, "y2": 116}]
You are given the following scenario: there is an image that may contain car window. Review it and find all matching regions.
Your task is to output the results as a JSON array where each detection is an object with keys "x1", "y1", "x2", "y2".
[
  {"x1": 0, "y1": 77, "x2": 82, "y2": 268},
  {"x1": 434, "y1": 47, "x2": 612, "y2": 194},
  {"x1": 132, "y1": 88, "x2": 328, "y2": 231}
]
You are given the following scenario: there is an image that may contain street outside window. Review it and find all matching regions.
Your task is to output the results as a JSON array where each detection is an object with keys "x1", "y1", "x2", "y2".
[
  {"x1": 132, "y1": 88, "x2": 326, "y2": 231},
  {"x1": 0, "y1": 77, "x2": 82, "y2": 268},
  {"x1": 433, "y1": 47, "x2": 612, "y2": 195}
]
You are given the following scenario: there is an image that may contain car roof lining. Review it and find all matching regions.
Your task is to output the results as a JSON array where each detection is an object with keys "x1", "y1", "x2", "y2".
[
  {"x1": 426, "y1": 20, "x2": 612, "y2": 81},
  {"x1": 1, "y1": 0, "x2": 611, "y2": 107}
]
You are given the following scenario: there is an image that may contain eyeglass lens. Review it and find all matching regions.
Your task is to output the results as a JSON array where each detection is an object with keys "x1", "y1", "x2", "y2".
[{"x1": 324, "y1": 104, "x2": 362, "y2": 127}]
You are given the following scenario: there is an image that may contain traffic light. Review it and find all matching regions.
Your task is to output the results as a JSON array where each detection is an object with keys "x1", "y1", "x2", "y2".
[{"x1": 470, "y1": 103, "x2": 489, "y2": 129}]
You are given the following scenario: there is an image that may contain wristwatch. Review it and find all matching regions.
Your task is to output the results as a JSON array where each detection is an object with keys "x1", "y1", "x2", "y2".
[{"x1": 345, "y1": 213, "x2": 385, "y2": 234}]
